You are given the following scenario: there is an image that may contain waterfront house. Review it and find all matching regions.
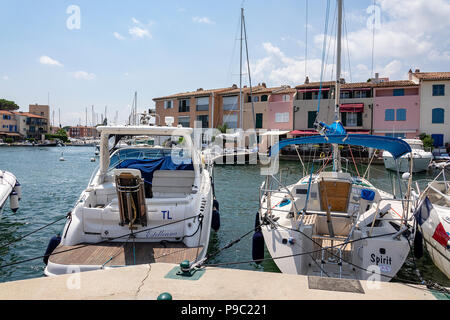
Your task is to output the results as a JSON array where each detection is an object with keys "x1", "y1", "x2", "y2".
[
  {"x1": 409, "y1": 70, "x2": 450, "y2": 147},
  {"x1": 372, "y1": 80, "x2": 420, "y2": 139},
  {"x1": 153, "y1": 87, "x2": 234, "y2": 130},
  {"x1": 266, "y1": 86, "x2": 296, "y2": 132},
  {"x1": 292, "y1": 80, "x2": 374, "y2": 135},
  {"x1": 0, "y1": 110, "x2": 20, "y2": 141}
]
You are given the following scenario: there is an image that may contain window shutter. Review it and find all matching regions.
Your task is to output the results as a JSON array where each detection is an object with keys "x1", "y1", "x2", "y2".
[
  {"x1": 357, "y1": 113, "x2": 363, "y2": 126},
  {"x1": 341, "y1": 113, "x2": 347, "y2": 126}
]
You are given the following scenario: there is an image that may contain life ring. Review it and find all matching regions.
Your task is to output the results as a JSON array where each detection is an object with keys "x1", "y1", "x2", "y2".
[{"x1": 320, "y1": 152, "x2": 326, "y2": 159}]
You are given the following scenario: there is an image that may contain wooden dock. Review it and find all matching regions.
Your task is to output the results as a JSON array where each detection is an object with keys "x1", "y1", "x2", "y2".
[{"x1": 49, "y1": 243, "x2": 203, "y2": 266}]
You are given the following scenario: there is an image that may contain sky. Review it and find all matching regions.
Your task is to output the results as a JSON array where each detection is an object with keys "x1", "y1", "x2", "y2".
[{"x1": 0, "y1": 0, "x2": 449, "y2": 126}]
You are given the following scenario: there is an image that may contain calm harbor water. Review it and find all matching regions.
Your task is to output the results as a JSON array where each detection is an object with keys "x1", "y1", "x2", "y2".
[{"x1": 0, "y1": 146, "x2": 449, "y2": 287}]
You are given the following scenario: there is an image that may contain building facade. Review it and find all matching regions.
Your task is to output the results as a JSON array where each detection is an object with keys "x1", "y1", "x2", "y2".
[
  {"x1": 267, "y1": 87, "x2": 296, "y2": 131},
  {"x1": 68, "y1": 126, "x2": 99, "y2": 138},
  {"x1": 410, "y1": 71, "x2": 450, "y2": 147},
  {"x1": 154, "y1": 87, "x2": 233, "y2": 130},
  {"x1": 293, "y1": 81, "x2": 374, "y2": 134},
  {"x1": 372, "y1": 80, "x2": 420, "y2": 139},
  {"x1": 29, "y1": 104, "x2": 50, "y2": 135}
]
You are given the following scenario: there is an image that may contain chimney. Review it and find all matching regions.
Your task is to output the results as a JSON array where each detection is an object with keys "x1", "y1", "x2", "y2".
[
  {"x1": 375, "y1": 73, "x2": 379, "y2": 80},
  {"x1": 197, "y1": 88, "x2": 203, "y2": 92},
  {"x1": 262, "y1": 82, "x2": 267, "y2": 88},
  {"x1": 232, "y1": 84, "x2": 238, "y2": 89},
  {"x1": 415, "y1": 69, "x2": 420, "y2": 73},
  {"x1": 408, "y1": 69, "x2": 413, "y2": 80},
  {"x1": 304, "y1": 76, "x2": 310, "y2": 84}
]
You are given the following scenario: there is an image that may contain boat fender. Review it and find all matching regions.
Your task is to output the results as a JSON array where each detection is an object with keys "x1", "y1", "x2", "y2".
[
  {"x1": 43, "y1": 235, "x2": 62, "y2": 265},
  {"x1": 9, "y1": 191, "x2": 19, "y2": 213},
  {"x1": 252, "y1": 230, "x2": 264, "y2": 264},
  {"x1": 14, "y1": 181, "x2": 22, "y2": 201},
  {"x1": 213, "y1": 199, "x2": 219, "y2": 211},
  {"x1": 254, "y1": 211, "x2": 261, "y2": 230},
  {"x1": 413, "y1": 229, "x2": 424, "y2": 259},
  {"x1": 211, "y1": 209, "x2": 220, "y2": 232}
]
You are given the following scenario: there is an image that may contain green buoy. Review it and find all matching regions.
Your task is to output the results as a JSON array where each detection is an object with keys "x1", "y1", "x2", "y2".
[{"x1": 157, "y1": 292, "x2": 173, "y2": 300}]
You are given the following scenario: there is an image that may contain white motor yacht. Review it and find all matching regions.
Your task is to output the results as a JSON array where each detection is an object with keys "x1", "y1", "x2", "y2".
[
  {"x1": 383, "y1": 139, "x2": 433, "y2": 173},
  {"x1": 0, "y1": 171, "x2": 21, "y2": 214},
  {"x1": 44, "y1": 124, "x2": 216, "y2": 276}
]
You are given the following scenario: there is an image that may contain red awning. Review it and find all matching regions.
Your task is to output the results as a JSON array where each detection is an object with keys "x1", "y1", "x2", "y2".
[
  {"x1": 290, "y1": 130, "x2": 320, "y2": 136},
  {"x1": 340, "y1": 103, "x2": 364, "y2": 113}
]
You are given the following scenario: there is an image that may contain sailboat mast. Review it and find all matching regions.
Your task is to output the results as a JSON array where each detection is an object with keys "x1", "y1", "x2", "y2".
[
  {"x1": 333, "y1": 0, "x2": 343, "y2": 172},
  {"x1": 239, "y1": 7, "x2": 244, "y2": 130}
]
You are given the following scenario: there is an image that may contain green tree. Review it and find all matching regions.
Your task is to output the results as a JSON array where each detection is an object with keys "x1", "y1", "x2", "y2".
[
  {"x1": 217, "y1": 123, "x2": 229, "y2": 134},
  {"x1": 0, "y1": 99, "x2": 19, "y2": 111},
  {"x1": 419, "y1": 133, "x2": 434, "y2": 150}
]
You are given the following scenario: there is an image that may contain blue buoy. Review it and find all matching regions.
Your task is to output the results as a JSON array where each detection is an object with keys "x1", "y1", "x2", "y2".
[
  {"x1": 213, "y1": 199, "x2": 219, "y2": 211},
  {"x1": 211, "y1": 209, "x2": 220, "y2": 232},
  {"x1": 414, "y1": 229, "x2": 424, "y2": 259},
  {"x1": 43, "y1": 235, "x2": 61, "y2": 265},
  {"x1": 252, "y1": 230, "x2": 264, "y2": 264}
]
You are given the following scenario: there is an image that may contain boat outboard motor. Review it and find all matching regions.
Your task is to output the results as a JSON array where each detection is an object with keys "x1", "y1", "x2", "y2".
[{"x1": 9, "y1": 191, "x2": 19, "y2": 213}]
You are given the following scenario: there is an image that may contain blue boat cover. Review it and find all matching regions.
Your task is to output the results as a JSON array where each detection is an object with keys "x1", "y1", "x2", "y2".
[
  {"x1": 270, "y1": 134, "x2": 412, "y2": 159},
  {"x1": 117, "y1": 156, "x2": 194, "y2": 185}
]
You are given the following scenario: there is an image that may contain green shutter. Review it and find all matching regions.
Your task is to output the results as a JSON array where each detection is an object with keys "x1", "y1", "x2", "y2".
[
  {"x1": 341, "y1": 113, "x2": 347, "y2": 126},
  {"x1": 256, "y1": 113, "x2": 263, "y2": 129},
  {"x1": 357, "y1": 113, "x2": 363, "y2": 127},
  {"x1": 308, "y1": 111, "x2": 317, "y2": 128}
]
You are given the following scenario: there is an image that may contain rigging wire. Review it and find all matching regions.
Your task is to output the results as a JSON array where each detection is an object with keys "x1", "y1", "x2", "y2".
[
  {"x1": 343, "y1": 0, "x2": 353, "y2": 83},
  {"x1": 370, "y1": 0, "x2": 377, "y2": 78},
  {"x1": 315, "y1": 0, "x2": 332, "y2": 122}
]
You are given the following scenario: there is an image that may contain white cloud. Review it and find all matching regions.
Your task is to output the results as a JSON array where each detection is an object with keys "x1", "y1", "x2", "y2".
[
  {"x1": 2, "y1": 75, "x2": 8, "y2": 80},
  {"x1": 129, "y1": 26, "x2": 151, "y2": 38},
  {"x1": 39, "y1": 56, "x2": 63, "y2": 67},
  {"x1": 132, "y1": 17, "x2": 141, "y2": 25},
  {"x1": 113, "y1": 32, "x2": 125, "y2": 40},
  {"x1": 70, "y1": 71, "x2": 96, "y2": 80},
  {"x1": 193, "y1": 17, "x2": 215, "y2": 25}
]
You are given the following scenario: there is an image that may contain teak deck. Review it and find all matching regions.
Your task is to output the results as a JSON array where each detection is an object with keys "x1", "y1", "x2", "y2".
[{"x1": 49, "y1": 242, "x2": 203, "y2": 266}]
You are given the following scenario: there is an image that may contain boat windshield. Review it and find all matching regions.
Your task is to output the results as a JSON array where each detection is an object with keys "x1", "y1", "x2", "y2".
[
  {"x1": 409, "y1": 143, "x2": 424, "y2": 151},
  {"x1": 109, "y1": 147, "x2": 191, "y2": 170}
]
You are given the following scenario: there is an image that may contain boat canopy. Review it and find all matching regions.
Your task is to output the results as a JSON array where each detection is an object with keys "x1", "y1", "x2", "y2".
[{"x1": 270, "y1": 134, "x2": 412, "y2": 159}]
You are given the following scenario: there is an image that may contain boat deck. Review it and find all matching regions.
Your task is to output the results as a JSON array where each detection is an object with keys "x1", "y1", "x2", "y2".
[{"x1": 49, "y1": 242, "x2": 203, "y2": 266}]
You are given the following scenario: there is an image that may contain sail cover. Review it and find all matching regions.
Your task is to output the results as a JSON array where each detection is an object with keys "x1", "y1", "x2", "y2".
[{"x1": 270, "y1": 134, "x2": 412, "y2": 160}]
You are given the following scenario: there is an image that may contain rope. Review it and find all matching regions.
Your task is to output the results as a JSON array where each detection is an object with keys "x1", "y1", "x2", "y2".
[
  {"x1": 348, "y1": 145, "x2": 360, "y2": 177},
  {"x1": 0, "y1": 214, "x2": 68, "y2": 250},
  {"x1": 0, "y1": 213, "x2": 202, "y2": 270}
]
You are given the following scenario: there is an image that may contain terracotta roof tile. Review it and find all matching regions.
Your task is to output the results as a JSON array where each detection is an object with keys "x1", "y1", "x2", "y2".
[
  {"x1": 412, "y1": 72, "x2": 450, "y2": 81},
  {"x1": 153, "y1": 87, "x2": 235, "y2": 101},
  {"x1": 11, "y1": 112, "x2": 47, "y2": 119},
  {"x1": 373, "y1": 80, "x2": 418, "y2": 88}
]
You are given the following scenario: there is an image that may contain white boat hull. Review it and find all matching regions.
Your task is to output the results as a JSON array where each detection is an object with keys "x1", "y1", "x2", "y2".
[
  {"x1": 259, "y1": 173, "x2": 412, "y2": 282},
  {"x1": 0, "y1": 171, "x2": 17, "y2": 213},
  {"x1": 383, "y1": 155, "x2": 432, "y2": 173}
]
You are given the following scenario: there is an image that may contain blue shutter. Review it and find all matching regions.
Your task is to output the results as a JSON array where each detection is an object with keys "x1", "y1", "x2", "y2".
[
  {"x1": 396, "y1": 109, "x2": 406, "y2": 121},
  {"x1": 385, "y1": 109, "x2": 395, "y2": 121},
  {"x1": 393, "y1": 89, "x2": 404, "y2": 96},
  {"x1": 432, "y1": 108, "x2": 445, "y2": 124}
]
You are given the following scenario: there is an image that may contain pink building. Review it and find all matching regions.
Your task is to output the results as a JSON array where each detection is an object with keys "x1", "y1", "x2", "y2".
[
  {"x1": 373, "y1": 81, "x2": 420, "y2": 139},
  {"x1": 267, "y1": 87, "x2": 296, "y2": 131}
]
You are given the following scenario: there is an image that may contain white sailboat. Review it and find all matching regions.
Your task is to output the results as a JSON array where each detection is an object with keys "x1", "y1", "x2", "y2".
[
  {"x1": 414, "y1": 166, "x2": 450, "y2": 278},
  {"x1": 383, "y1": 139, "x2": 433, "y2": 173},
  {"x1": 0, "y1": 171, "x2": 21, "y2": 214},
  {"x1": 256, "y1": 0, "x2": 415, "y2": 281},
  {"x1": 44, "y1": 120, "x2": 216, "y2": 276}
]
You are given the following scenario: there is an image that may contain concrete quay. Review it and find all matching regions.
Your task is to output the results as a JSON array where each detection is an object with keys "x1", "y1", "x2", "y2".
[{"x1": 0, "y1": 263, "x2": 447, "y2": 300}]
